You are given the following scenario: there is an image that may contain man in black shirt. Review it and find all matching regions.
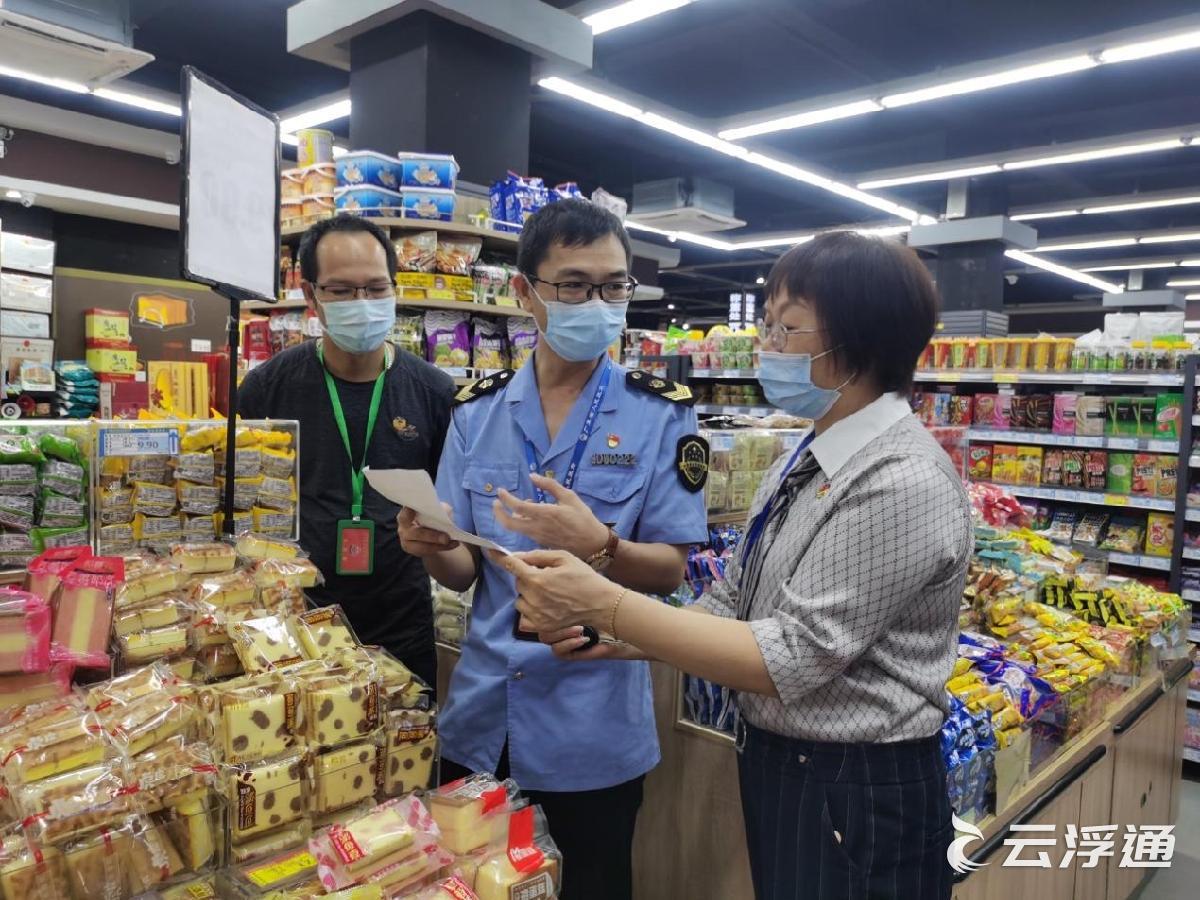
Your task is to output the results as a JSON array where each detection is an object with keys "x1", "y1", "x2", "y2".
[{"x1": 238, "y1": 216, "x2": 454, "y2": 687}]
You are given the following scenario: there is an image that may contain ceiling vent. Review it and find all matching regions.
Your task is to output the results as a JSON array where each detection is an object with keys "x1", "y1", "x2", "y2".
[
  {"x1": 628, "y1": 176, "x2": 746, "y2": 234},
  {"x1": 0, "y1": 8, "x2": 152, "y2": 86}
]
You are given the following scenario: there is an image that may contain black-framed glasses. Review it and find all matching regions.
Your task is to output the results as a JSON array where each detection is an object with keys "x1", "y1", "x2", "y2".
[
  {"x1": 525, "y1": 275, "x2": 638, "y2": 304},
  {"x1": 315, "y1": 282, "x2": 396, "y2": 301},
  {"x1": 756, "y1": 318, "x2": 823, "y2": 352}
]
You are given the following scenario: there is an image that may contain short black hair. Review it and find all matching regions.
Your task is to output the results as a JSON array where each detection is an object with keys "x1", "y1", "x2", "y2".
[
  {"x1": 297, "y1": 215, "x2": 398, "y2": 284},
  {"x1": 765, "y1": 231, "x2": 938, "y2": 395},
  {"x1": 517, "y1": 198, "x2": 632, "y2": 275}
]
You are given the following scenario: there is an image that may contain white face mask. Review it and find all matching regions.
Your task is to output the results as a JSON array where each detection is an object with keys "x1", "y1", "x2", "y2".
[{"x1": 320, "y1": 297, "x2": 396, "y2": 354}]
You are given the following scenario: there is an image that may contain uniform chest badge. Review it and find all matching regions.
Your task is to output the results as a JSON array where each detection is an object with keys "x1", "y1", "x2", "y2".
[
  {"x1": 815, "y1": 482, "x2": 831, "y2": 499},
  {"x1": 392, "y1": 417, "x2": 419, "y2": 440},
  {"x1": 607, "y1": 433, "x2": 620, "y2": 448}
]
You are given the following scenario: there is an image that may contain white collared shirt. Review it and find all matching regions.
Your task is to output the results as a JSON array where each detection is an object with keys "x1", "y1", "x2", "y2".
[{"x1": 809, "y1": 391, "x2": 914, "y2": 478}]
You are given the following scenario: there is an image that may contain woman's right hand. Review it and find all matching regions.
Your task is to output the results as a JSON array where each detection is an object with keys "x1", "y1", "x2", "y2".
[
  {"x1": 397, "y1": 506, "x2": 460, "y2": 558},
  {"x1": 540, "y1": 626, "x2": 647, "y2": 662}
]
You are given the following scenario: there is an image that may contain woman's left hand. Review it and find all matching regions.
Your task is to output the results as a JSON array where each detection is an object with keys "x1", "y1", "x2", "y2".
[
  {"x1": 494, "y1": 549, "x2": 619, "y2": 633},
  {"x1": 493, "y1": 475, "x2": 611, "y2": 560}
]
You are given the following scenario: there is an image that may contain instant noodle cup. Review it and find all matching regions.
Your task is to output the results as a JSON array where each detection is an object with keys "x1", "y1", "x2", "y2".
[
  {"x1": 1031, "y1": 337, "x2": 1054, "y2": 372},
  {"x1": 1053, "y1": 338, "x2": 1074, "y2": 372},
  {"x1": 1009, "y1": 338, "x2": 1031, "y2": 371},
  {"x1": 931, "y1": 339, "x2": 952, "y2": 369},
  {"x1": 991, "y1": 338, "x2": 1011, "y2": 370}
]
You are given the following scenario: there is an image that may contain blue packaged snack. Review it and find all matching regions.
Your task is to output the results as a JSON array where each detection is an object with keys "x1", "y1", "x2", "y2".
[
  {"x1": 972, "y1": 708, "x2": 997, "y2": 751},
  {"x1": 397, "y1": 152, "x2": 459, "y2": 191},
  {"x1": 335, "y1": 186, "x2": 403, "y2": 218},
  {"x1": 336, "y1": 151, "x2": 402, "y2": 190},
  {"x1": 54, "y1": 360, "x2": 96, "y2": 384},
  {"x1": 401, "y1": 188, "x2": 456, "y2": 222}
]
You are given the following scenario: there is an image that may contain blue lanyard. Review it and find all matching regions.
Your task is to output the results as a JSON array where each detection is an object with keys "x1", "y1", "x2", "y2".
[
  {"x1": 738, "y1": 431, "x2": 816, "y2": 582},
  {"x1": 523, "y1": 360, "x2": 613, "y2": 502}
]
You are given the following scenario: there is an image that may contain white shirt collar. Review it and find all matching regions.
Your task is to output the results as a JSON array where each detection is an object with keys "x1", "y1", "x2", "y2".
[{"x1": 809, "y1": 392, "x2": 913, "y2": 477}]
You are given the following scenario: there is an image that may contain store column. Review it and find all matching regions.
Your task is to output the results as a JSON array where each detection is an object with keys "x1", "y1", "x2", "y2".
[
  {"x1": 909, "y1": 216, "x2": 1038, "y2": 313},
  {"x1": 287, "y1": 0, "x2": 594, "y2": 183}
]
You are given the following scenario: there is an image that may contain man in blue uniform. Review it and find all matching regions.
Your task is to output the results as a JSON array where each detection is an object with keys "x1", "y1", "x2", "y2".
[{"x1": 398, "y1": 199, "x2": 707, "y2": 899}]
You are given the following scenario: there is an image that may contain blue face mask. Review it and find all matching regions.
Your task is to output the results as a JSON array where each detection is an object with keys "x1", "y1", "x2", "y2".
[
  {"x1": 539, "y1": 296, "x2": 628, "y2": 362},
  {"x1": 320, "y1": 298, "x2": 396, "y2": 354},
  {"x1": 757, "y1": 350, "x2": 848, "y2": 420}
]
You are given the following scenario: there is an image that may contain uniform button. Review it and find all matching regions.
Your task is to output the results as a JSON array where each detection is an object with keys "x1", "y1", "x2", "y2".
[
  {"x1": 513, "y1": 671, "x2": 524, "y2": 681},
  {"x1": 797, "y1": 753, "x2": 808, "y2": 764},
  {"x1": 484, "y1": 483, "x2": 494, "y2": 493}
]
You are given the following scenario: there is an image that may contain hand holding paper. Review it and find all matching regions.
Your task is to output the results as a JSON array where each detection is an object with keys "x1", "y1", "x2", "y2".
[{"x1": 365, "y1": 468, "x2": 511, "y2": 554}]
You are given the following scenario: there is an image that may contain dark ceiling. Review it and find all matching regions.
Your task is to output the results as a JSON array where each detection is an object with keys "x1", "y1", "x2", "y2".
[{"x1": 2, "y1": 0, "x2": 1200, "y2": 326}]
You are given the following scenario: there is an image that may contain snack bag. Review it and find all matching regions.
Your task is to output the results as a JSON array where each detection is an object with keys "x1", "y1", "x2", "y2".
[
  {"x1": 395, "y1": 232, "x2": 437, "y2": 272},
  {"x1": 1106, "y1": 453, "x2": 1133, "y2": 494},
  {"x1": 229, "y1": 615, "x2": 307, "y2": 672},
  {"x1": 392, "y1": 314, "x2": 426, "y2": 360},
  {"x1": 51, "y1": 556, "x2": 124, "y2": 668},
  {"x1": 1052, "y1": 393, "x2": 1077, "y2": 435},
  {"x1": 1016, "y1": 446, "x2": 1043, "y2": 486},
  {"x1": 1156, "y1": 455, "x2": 1177, "y2": 499},
  {"x1": 1130, "y1": 453, "x2": 1157, "y2": 496},
  {"x1": 1084, "y1": 451, "x2": 1107, "y2": 492},
  {"x1": 1155, "y1": 393, "x2": 1183, "y2": 440},
  {"x1": 436, "y1": 237, "x2": 483, "y2": 276},
  {"x1": 294, "y1": 605, "x2": 360, "y2": 659},
  {"x1": 990, "y1": 445, "x2": 1018, "y2": 484},
  {"x1": 470, "y1": 318, "x2": 509, "y2": 371},
  {"x1": 1061, "y1": 450, "x2": 1085, "y2": 488},
  {"x1": 1041, "y1": 449, "x2": 1064, "y2": 487},
  {"x1": 426, "y1": 312, "x2": 471, "y2": 368},
  {"x1": 1144, "y1": 512, "x2": 1174, "y2": 557},
  {"x1": 972, "y1": 394, "x2": 996, "y2": 426},
  {"x1": 507, "y1": 319, "x2": 538, "y2": 369}
]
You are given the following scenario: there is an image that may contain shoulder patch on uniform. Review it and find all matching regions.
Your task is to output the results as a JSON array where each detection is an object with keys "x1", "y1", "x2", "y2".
[
  {"x1": 454, "y1": 370, "x2": 515, "y2": 405},
  {"x1": 626, "y1": 370, "x2": 695, "y2": 406},
  {"x1": 676, "y1": 434, "x2": 709, "y2": 493}
]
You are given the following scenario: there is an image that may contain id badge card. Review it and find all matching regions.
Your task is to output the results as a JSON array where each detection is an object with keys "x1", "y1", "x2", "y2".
[{"x1": 336, "y1": 519, "x2": 375, "y2": 575}]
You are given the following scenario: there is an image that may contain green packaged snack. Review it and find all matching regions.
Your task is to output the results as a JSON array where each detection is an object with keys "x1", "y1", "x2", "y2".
[
  {"x1": 1135, "y1": 397, "x2": 1157, "y2": 437},
  {"x1": 38, "y1": 432, "x2": 83, "y2": 466},
  {"x1": 1154, "y1": 393, "x2": 1184, "y2": 440},
  {"x1": 1106, "y1": 452, "x2": 1133, "y2": 494},
  {"x1": 0, "y1": 436, "x2": 44, "y2": 466}
]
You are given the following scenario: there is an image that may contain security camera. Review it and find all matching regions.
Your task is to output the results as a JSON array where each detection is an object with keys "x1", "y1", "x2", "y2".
[
  {"x1": 0, "y1": 126, "x2": 11, "y2": 159},
  {"x1": 1005, "y1": 274, "x2": 1019, "y2": 286},
  {"x1": 19, "y1": 193, "x2": 35, "y2": 209},
  {"x1": 165, "y1": 149, "x2": 179, "y2": 165}
]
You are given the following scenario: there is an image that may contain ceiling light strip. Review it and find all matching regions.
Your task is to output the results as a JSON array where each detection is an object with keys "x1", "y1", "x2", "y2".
[
  {"x1": 1010, "y1": 209, "x2": 1081, "y2": 221},
  {"x1": 1079, "y1": 262, "x2": 1181, "y2": 272},
  {"x1": 718, "y1": 24, "x2": 1200, "y2": 139},
  {"x1": 584, "y1": 0, "x2": 695, "y2": 35},
  {"x1": 1006, "y1": 249, "x2": 1124, "y2": 293},
  {"x1": 538, "y1": 77, "x2": 924, "y2": 222},
  {"x1": 1082, "y1": 194, "x2": 1200, "y2": 214},
  {"x1": 1167, "y1": 279, "x2": 1200, "y2": 287}
]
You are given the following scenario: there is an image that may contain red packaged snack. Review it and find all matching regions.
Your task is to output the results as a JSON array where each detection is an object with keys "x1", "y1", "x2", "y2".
[
  {"x1": 969, "y1": 445, "x2": 994, "y2": 480},
  {"x1": 1042, "y1": 449, "x2": 1065, "y2": 486},
  {"x1": 1084, "y1": 451, "x2": 1108, "y2": 492},
  {"x1": 25, "y1": 546, "x2": 93, "y2": 605},
  {"x1": 949, "y1": 396, "x2": 974, "y2": 426},
  {"x1": 1062, "y1": 450, "x2": 1086, "y2": 488},
  {"x1": 973, "y1": 394, "x2": 997, "y2": 427},
  {"x1": 50, "y1": 556, "x2": 125, "y2": 669},
  {"x1": 1008, "y1": 395, "x2": 1027, "y2": 430}
]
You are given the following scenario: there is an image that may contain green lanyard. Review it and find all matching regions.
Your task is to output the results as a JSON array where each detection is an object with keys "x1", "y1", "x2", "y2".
[{"x1": 318, "y1": 343, "x2": 388, "y2": 520}]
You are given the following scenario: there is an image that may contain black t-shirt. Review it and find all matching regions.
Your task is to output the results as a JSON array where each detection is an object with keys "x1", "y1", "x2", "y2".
[{"x1": 238, "y1": 342, "x2": 455, "y2": 657}]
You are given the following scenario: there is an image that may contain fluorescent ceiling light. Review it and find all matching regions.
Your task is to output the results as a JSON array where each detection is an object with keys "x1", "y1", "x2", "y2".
[
  {"x1": 719, "y1": 99, "x2": 883, "y2": 140},
  {"x1": 1079, "y1": 262, "x2": 1180, "y2": 272},
  {"x1": 858, "y1": 164, "x2": 1001, "y2": 190},
  {"x1": 4, "y1": 190, "x2": 21, "y2": 200},
  {"x1": 1006, "y1": 249, "x2": 1123, "y2": 292},
  {"x1": 0, "y1": 64, "x2": 88, "y2": 94},
  {"x1": 1099, "y1": 28, "x2": 1200, "y2": 63},
  {"x1": 1183, "y1": 259, "x2": 1200, "y2": 266},
  {"x1": 755, "y1": 277, "x2": 765, "y2": 284},
  {"x1": 538, "y1": 77, "x2": 924, "y2": 222},
  {"x1": 1137, "y1": 231, "x2": 1200, "y2": 244},
  {"x1": 1083, "y1": 194, "x2": 1200, "y2": 214},
  {"x1": 92, "y1": 88, "x2": 180, "y2": 116},
  {"x1": 1167, "y1": 279, "x2": 1200, "y2": 287},
  {"x1": 279, "y1": 99, "x2": 352, "y2": 134},
  {"x1": 1011, "y1": 209, "x2": 1081, "y2": 221},
  {"x1": 584, "y1": 0, "x2": 694, "y2": 35},
  {"x1": 1033, "y1": 237, "x2": 1139, "y2": 252},
  {"x1": 1004, "y1": 138, "x2": 1185, "y2": 170},
  {"x1": 1188, "y1": 294, "x2": 1200, "y2": 300},
  {"x1": 880, "y1": 54, "x2": 1097, "y2": 108}
]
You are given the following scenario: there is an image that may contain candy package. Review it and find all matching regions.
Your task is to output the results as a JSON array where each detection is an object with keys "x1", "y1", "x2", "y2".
[
  {"x1": 1071, "y1": 512, "x2": 1108, "y2": 547},
  {"x1": 395, "y1": 231, "x2": 437, "y2": 272}
]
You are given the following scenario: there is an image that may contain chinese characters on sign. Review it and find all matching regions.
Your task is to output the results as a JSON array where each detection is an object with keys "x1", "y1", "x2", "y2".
[{"x1": 1003, "y1": 824, "x2": 1175, "y2": 869}]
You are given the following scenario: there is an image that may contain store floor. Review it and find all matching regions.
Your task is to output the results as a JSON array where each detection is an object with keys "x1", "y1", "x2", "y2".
[{"x1": 1141, "y1": 768, "x2": 1200, "y2": 899}]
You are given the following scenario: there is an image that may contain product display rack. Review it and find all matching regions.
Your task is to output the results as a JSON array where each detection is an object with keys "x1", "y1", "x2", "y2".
[
  {"x1": 918, "y1": 362, "x2": 1194, "y2": 589},
  {"x1": 1182, "y1": 357, "x2": 1200, "y2": 766},
  {"x1": 280, "y1": 216, "x2": 519, "y2": 249}
]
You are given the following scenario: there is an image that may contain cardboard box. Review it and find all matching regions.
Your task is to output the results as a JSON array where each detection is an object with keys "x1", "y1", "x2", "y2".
[
  {"x1": 0, "y1": 309, "x2": 49, "y2": 339},
  {"x1": 0, "y1": 233, "x2": 54, "y2": 275},
  {"x1": 86, "y1": 346, "x2": 139, "y2": 377},
  {"x1": 0, "y1": 273, "x2": 52, "y2": 313},
  {"x1": 99, "y1": 380, "x2": 150, "y2": 419},
  {"x1": 993, "y1": 728, "x2": 1031, "y2": 814},
  {"x1": 0, "y1": 336, "x2": 53, "y2": 383},
  {"x1": 147, "y1": 361, "x2": 210, "y2": 418},
  {"x1": 85, "y1": 308, "x2": 131, "y2": 342}
]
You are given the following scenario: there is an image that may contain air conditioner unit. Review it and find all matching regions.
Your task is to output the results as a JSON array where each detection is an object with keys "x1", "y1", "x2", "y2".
[
  {"x1": 0, "y1": 9, "x2": 152, "y2": 86},
  {"x1": 627, "y1": 177, "x2": 746, "y2": 234}
]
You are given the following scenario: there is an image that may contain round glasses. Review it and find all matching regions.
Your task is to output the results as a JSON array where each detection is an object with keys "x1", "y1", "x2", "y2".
[{"x1": 756, "y1": 318, "x2": 823, "y2": 352}]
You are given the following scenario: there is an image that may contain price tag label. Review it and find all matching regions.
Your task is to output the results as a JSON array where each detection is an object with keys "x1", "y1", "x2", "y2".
[
  {"x1": 710, "y1": 434, "x2": 736, "y2": 452},
  {"x1": 1104, "y1": 494, "x2": 1129, "y2": 506},
  {"x1": 692, "y1": 369, "x2": 711, "y2": 378},
  {"x1": 1108, "y1": 438, "x2": 1137, "y2": 450},
  {"x1": 99, "y1": 427, "x2": 180, "y2": 458},
  {"x1": 940, "y1": 372, "x2": 962, "y2": 382},
  {"x1": 994, "y1": 373, "x2": 1018, "y2": 383}
]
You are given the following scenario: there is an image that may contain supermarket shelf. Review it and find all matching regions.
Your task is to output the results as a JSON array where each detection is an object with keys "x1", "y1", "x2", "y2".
[
  {"x1": 1184, "y1": 550, "x2": 1200, "y2": 562},
  {"x1": 1102, "y1": 552, "x2": 1171, "y2": 572},
  {"x1": 1182, "y1": 590, "x2": 1200, "y2": 602},
  {"x1": 1189, "y1": 689, "x2": 1200, "y2": 704},
  {"x1": 243, "y1": 294, "x2": 532, "y2": 318},
  {"x1": 966, "y1": 428, "x2": 1177, "y2": 454},
  {"x1": 1187, "y1": 508, "x2": 1200, "y2": 523},
  {"x1": 914, "y1": 370, "x2": 1184, "y2": 387},
  {"x1": 444, "y1": 367, "x2": 502, "y2": 386},
  {"x1": 1185, "y1": 746, "x2": 1200, "y2": 764},
  {"x1": 696, "y1": 403, "x2": 777, "y2": 417},
  {"x1": 707, "y1": 511, "x2": 747, "y2": 526},
  {"x1": 690, "y1": 369, "x2": 758, "y2": 380},
  {"x1": 972, "y1": 481, "x2": 1175, "y2": 511},
  {"x1": 281, "y1": 217, "x2": 519, "y2": 248}
]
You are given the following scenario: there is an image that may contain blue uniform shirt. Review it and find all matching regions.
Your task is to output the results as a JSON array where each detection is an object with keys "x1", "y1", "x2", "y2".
[{"x1": 435, "y1": 358, "x2": 708, "y2": 791}]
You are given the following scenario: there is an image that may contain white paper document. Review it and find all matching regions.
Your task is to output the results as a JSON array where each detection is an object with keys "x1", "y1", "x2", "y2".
[{"x1": 365, "y1": 467, "x2": 511, "y2": 554}]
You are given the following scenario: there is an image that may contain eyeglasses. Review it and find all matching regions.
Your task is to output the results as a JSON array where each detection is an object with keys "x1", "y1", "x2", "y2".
[
  {"x1": 315, "y1": 282, "x2": 396, "y2": 301},
  {"x1": 756, "y1": 318, "x2": 823, "y2": 352},
  {"x1": 525, "y1": 275, "x2": 638, "y2": 304}
]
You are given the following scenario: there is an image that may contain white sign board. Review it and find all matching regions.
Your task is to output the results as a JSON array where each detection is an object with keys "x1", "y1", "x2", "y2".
[{"x1": 181, "y1": 68, "x2": 279, "y2": 301}]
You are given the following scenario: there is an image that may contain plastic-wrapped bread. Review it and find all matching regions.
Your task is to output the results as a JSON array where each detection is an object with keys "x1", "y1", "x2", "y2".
[
  {"x1": 229, "y1": 820, "x2": 311, "y2": 865},
  {"x1": 471, "y1": 806, "x2": 561, "y2": 900},
  {"x1": 83, "y1": 659, "x2": 178, "y2": 710},
  {"x1": 0, "y1": 703, "x2": 110, "y2": 785},
  {"x1": 226, "y1": 752, "x2": 307, "y2": 845},
  {"x1": 119, "y1": 623, "x2": 190, "y2": 666},
  {"x1": 228, "y1": 615, "x2": 306, "y2": 673},
  {"x1": 427, "y1": 775, "x2": 518, "y2": 856},
  {"x1": 162, "y1": 795, "x2": 219, "y2": 872},
  {"x1": 62, "y1": 821, "x2": 134, "y2": 899},
  {"x1": 124, "y1": 814, "x2": 186, "y2": 893},
  {"x1": 0, "y1": 831, "x2": 72, "y2": 900},
  {"x1": 311, "y1": 741, "x2": 379, "y2": 815},
  {"x1": 188, "y1": 569, "x2": 257, "y2": 608},
  {"x1": 113, "y1": 590, "x2": 188, "y2": 637},
  {"x1": 262, "y1": 584, "x2": 309, "y2": 617},
  {"x1": 98, "y1": 692, "x2": 196, "y2": 756},
  {"x1": 50, "y1": 555, "x2": 124, "y2": 668},
  {"x1": 294, "y1": 605, "x2": 360, "y2": 660},
  {"x1": 0, "y1": 588, "x2": 51, "y2": 674},
  {"x1": 23, "y1": 545, "x2": 92, "y2": 604},
  {"x1": 170, "y1": 541, "x2": 238, "y2": 574},
  {"x1": 236, "y1": 532, "x2": 302, "y2": 562},
  {"x1": 303, "y1": 669, "x2": 381, "y2": 749},
  {"x1": 0, "y1": 663, "x2": 73, "y2": 709},
  {"x1": 115, "y1": 560, "x2": 186, "y2": 609},
  {"x1": 206, "y1": 678, "x2": 303, "y2": 764},
  {"x1": 227, "y1": 844, "x2": 319, "y2": 896},
  {"x1": 311, "y1": 796, "x2": 418, "y2": 883},
  {"x1": 382, "y1": 708, "x2": 437, "y2": 798},
  {"x1": 253, "y1": 556, "x2": 322, "y2": 589}
]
